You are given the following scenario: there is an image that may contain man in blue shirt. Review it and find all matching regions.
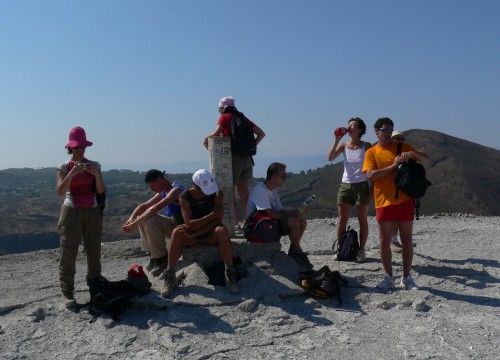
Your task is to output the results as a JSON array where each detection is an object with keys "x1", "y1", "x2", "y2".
[{"x1": 122, "y1": 169, "x2": 185, "y2": 277}]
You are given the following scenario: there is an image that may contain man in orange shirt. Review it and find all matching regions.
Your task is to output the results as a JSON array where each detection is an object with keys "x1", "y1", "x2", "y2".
[{"x1": 362, "y1": 117, "x2": 430, "y2": 291}]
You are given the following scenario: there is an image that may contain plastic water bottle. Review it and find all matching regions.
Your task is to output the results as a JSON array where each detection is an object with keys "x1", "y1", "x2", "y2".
[
  {"x1": 298, "y1": 195, "x2": 316, "y2": 213},
  {"x1": 334, "y1": 127, "x2": 349, "y2": 136}
]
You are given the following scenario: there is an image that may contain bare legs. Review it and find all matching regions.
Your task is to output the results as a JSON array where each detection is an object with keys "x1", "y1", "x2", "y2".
[
  {"x1": 337, "y1": 203, "x2": 369, "y2": 250},
  {"x1": 234, "y1": 179, "x2": 250, "y2": 224},
  {"x1": 378, "y1": 220, "x2": 413, "y2": 277}
]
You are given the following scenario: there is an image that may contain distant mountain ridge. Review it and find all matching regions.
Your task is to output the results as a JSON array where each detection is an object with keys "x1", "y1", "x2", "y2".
[{"x1": 0, "y1": 129, "x2": 498, "y2": 255}]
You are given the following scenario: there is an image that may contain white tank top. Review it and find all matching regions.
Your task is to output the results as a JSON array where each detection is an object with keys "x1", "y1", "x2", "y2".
[{"x1": 341, "y1": 143, "x2": 368, "y2": 183}]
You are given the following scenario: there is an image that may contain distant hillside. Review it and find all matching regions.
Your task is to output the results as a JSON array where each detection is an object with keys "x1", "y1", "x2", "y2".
[
  {"x1": 278, "y1": 129, "x2": 500, "y2": 219},
  {"x1": 0, "y1": 130, "x2": 498, "y2": 254}
]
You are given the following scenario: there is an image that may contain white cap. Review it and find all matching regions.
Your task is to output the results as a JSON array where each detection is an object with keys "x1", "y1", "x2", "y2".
[
  {"x1": 218, "y1": 96, "x2": 235, "y2": 109},
  {"x1": 391, "y1": 130, "x2": 403, "y2": 139},
  {"x1": 192, "y1": 169, "x2": 218, "y2": 195}
]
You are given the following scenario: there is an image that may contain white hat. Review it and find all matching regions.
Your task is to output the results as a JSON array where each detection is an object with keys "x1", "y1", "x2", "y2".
[
  {"x1": 218, "y1": 96, "x2": 235, "y2": 109},
  {"x1": 192, "y1": 169, "x2": 218, "y2": 195},
  {"x1": 391, "y1": 130, "x2": 404, "y2": 139}
]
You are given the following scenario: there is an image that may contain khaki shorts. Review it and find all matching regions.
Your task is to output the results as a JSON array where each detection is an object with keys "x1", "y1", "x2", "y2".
[
  {"x1": 337, "y1": 181, "x2": 370, "y2": 206},
  {"x1": 232, "y1": 154, "x2": 253, "y2": 185}
]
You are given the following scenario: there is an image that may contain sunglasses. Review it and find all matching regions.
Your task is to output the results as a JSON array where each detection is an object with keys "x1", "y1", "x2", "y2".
[{"x1": 378, "y1": 128, "x2": 393, "y2": 134}]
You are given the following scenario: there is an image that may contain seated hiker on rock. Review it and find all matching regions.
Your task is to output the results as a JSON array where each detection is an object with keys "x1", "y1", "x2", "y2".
[
  {"x1": 122, "y1": 169, "x2": 186, "y2": 278},
  {"x1": 246, "y1": 162, "x2": 313, "y2": 269},
  {"x1": 160, "y1": 169, "x2": 239, "y2": 297}
]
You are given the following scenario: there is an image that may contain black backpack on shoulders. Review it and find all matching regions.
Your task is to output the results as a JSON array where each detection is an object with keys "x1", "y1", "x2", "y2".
[
  {"x1": 394, "y1": 143, "x2": 432, "y2": 219},
  {"x1": 230, "y1": 112, "x2": 257, "y2": 157}
]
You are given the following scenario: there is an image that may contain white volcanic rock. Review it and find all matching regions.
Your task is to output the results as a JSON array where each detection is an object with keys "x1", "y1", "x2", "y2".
[{"x1": 0, "y1": 215, "x2": 499, "y2": 359}]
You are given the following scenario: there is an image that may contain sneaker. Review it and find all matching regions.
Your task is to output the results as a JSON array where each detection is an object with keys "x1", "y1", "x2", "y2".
[
  {"x1": 332, "y1": 253, "x2": 339, "y2": 261},
  {"x1": 224, "y1": 268, "x2": 239, "y2": 294},
  {"x1": 377, "y1": 274, "x2": 395, "y2": 291},
  {"x1": 288, "y1": 249, "x2": 314, "y2": 269},
  {"x1": 145, "y1": 258, "x2": 156, "y2": 272},
  {"x1": 400, "y1": 275, "x2": 419, "y2": 290},
  {"x1": 150, "y1": 256, "x2": 168, "y2": 277},
  {"x1": 160, "y1": 270, "x2": 178, "y2": 297},
  {"x1": 356, "y1": 249, "x2": 366, "y2": 263},
  {"x1": 62, "y1": 292, "x2": 77, "y2": 310}
]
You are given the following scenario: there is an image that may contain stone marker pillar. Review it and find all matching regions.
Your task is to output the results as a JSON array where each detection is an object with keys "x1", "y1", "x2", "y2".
[{"x1": 208, "y1": 137, "x2": 235, "y2": 237}]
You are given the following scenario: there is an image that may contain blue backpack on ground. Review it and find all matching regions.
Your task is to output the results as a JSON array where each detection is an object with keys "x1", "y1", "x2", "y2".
[{"x1": 332, "y1": 226, "x2": 359, "y2": 261}]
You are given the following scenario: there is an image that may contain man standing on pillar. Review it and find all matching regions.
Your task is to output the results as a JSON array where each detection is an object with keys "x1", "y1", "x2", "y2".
[{"x1": 203, "y1": 96, "x2": 265, "y2": 230}]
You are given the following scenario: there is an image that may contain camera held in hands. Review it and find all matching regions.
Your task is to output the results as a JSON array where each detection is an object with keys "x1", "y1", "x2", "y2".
[{"x1": 75, "y1": 161, "x2": 88, "y2": 170}]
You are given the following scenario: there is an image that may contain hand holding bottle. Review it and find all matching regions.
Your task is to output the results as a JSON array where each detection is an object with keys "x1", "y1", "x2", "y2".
[
  {"x1": 334, "y1": 127, "x2": 351, "y2": 137},
  {"x1": 297, "y1": 195, "x2": 316, "y2": 214}
]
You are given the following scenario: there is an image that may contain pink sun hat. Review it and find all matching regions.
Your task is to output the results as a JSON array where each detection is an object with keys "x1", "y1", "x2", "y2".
[
  {"x1": 65, "y1": 126, "x2": 93, "y2": 149},
  {"x1": 218, "y1": 96, "x2": 236, "y2": 109}
]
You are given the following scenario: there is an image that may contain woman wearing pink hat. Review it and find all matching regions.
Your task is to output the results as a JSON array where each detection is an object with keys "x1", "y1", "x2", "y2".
[{"x1": 56, "y1": 126, "x2": 106, "y2": 309}]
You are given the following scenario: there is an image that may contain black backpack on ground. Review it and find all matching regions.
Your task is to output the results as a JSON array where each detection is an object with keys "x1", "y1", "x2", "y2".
[
  {"x1": 394, "y1": 143, "x2": 432, "y2": 220},
  {"x1": 298, "y1": 265, "x2": 348, "y2": 305},
  {"x1": 84, "y1": 275, "x2": 150, "y2": 323},
  {"x1": 230, "y1": 112, "x2": 257, "y2": 157},
  {"x1": 332, "y1": 226, "x2": 359, "y2": 261}
]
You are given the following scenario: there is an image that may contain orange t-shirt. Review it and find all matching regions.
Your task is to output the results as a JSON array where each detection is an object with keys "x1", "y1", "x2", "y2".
[{"x1": 362, "y1": 142, "x2": 417, "y2": 208}]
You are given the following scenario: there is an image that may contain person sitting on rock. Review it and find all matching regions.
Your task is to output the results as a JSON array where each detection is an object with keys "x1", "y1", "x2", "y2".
[
  {"x1": 122, "y1": 170, "x2": 185, "y2": 277},
  {"x1": 160, "y1": 169, "x2": 239, "y2": 297},
  {"x1": 246, "y1": 162, "x2": 313, "y2": 269}
]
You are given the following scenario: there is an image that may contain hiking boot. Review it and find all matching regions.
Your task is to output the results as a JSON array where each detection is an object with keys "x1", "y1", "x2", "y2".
[
  {"x1": 160, "y1": 270, "x2": 178, "y2": 297},
  {"x1": 376, "y1": 274, "x2": 395, "y2": 291},
  {"x1": 145, "y1": 258, "x2": 156, "y2": 272},
  {"x1": 150, "y1": 256, "x2": 168, "y2": 277},
  {"x1": 288, "y1": 249, "x2": 314, "y2": 270},
  {"x1": 356, "y1": 249, "x2": 366, "y2": 263},
  {"x1": 224, "y1": 268, "x2": 239, "y2": 294},
  {"x1": 62, "y1": 292, "x2": 77, "y2": 310},
  {"x1": 400, "y1": 275, "x2": 419, "y2": 290}
]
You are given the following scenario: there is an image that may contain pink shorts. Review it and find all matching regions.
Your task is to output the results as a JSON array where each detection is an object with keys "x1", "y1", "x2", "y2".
[{"x1": 376, "y1": 199, "x2": 414, "y2": 222}]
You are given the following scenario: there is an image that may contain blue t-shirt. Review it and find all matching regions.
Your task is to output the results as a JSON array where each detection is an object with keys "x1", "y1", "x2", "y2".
[{"x1": 161, "y1": 182, "x2": 186, "y2": 223}]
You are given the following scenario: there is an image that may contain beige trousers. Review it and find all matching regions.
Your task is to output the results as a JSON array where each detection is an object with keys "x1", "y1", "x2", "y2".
[
  {"x1": 58, "y1": 205, "x2": 102, "y2": 294},
  {"x1": 138, "y1": 214, "x2": 177, "y2": 259}
]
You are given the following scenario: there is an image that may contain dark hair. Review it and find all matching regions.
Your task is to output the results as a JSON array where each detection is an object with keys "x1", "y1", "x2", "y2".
[
  {"x1": 374, "y1": 117, "x2": 394, "y2": 129},
  {"x1": 348, "y1": 117, "x2": 366, "y2": 138},
  {"x1": 222, "y1": 106, "x2": 241, "y2": 116},
  {"x1": 144, "y1": 169, "x2": 166, "y2": 184},
  {"x1": 266, "y1": 162, "x2": 286, "y2": 180}
]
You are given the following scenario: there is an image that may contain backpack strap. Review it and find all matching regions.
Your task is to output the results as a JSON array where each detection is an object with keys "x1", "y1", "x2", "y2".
[
  {"x1": 395, "y1": 143, "x2": 403, "y2": 200},
  {"x1": 414, "y1": 198, "x2": 420, "y2": 220}
]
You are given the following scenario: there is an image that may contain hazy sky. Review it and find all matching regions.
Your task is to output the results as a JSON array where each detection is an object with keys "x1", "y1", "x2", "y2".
[{"x1": 1, "y1": 1, "x2": 499, "y2": 175}]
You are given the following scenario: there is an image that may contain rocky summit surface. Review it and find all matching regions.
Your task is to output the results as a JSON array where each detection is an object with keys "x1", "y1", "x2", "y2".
[{"x1": 0, "y1": 215, "x2": 499, "y2": 359}]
